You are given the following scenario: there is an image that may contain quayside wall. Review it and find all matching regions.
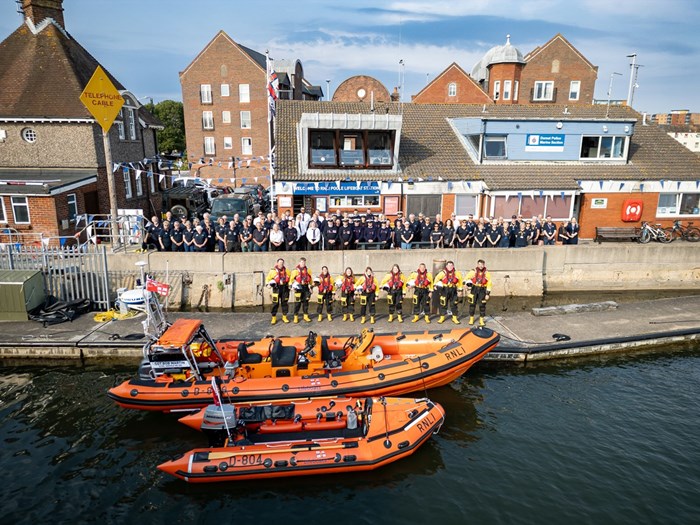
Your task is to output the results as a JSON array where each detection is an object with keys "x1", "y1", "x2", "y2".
[{"x1": 107, "y1": 244, "x2": 700, "y2": 309}]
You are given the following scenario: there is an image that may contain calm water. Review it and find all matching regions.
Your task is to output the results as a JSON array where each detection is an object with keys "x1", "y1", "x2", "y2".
[{"x1": 1, "y1": 347, "x2": 699, "y2": 525}]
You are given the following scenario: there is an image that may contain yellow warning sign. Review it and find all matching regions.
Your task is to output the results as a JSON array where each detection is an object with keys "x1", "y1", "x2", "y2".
[{"x1": 79, "y1": 66, "x2": 124, "y2": 133}]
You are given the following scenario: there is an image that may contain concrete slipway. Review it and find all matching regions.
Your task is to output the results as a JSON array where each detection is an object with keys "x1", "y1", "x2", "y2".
[{"x1": 0, "y1": 295, "x2": 698, "y2": 363}]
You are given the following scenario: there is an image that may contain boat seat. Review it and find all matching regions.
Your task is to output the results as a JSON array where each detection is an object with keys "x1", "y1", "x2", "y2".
[
  {"x1": 237, "y1": 342, "x2": 263, "y2": 364},
  {"x1": 321, "y1": 336, "x2": 346, "y2": 362},
  {"x1": 270, "y1": 339, "x2": 297, "y2": 367},
  {"x1": 238, "y1": 404, "x2": 295, "y2": 423}
]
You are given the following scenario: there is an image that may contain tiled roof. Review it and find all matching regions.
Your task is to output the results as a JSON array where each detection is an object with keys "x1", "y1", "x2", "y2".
[
  {"x1": 238, "y1": 43, "x2": 267, "y2": 70},
  {"x1": 275, "y1": 100, "x2": 700, "y2": 189},
  {"x1": 0, "y1": 168, "x2": 97, "y2": 195},
  {"x1": 0, "y1": 22, "x2": 124, "y2": 118}
]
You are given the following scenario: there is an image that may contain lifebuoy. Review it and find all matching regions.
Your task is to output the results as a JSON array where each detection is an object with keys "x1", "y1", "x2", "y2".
[{"x1": 622, "y1": 199, "x2": 643, "y2": 222}]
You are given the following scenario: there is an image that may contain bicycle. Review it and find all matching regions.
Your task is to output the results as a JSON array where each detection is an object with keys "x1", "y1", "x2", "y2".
[
  {"x1": 664, "y1": 220, "x2": 700, "y2": 242},
  {"x1": 639, "y1": 221, "x2": 672, "y2": 244}
]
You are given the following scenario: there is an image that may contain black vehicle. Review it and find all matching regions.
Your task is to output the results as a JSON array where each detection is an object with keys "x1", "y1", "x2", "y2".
[
  {"x1": 209, "y1": 195, "x2": 254, "y2": 222},
  {"x1": 162, "y1": 186, "x2": 210, "y2": 221}
]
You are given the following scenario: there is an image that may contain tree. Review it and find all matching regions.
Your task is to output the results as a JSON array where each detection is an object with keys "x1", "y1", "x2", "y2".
[{"x1": 150, "y1": 100, "x2": 185, "y2": 155}]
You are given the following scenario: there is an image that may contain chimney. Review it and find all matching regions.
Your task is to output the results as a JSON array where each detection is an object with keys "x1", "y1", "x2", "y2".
[
  {"x1": 390, "y1": 87, "x2": 400, "y2": 103},
  {"x1": 22, "y1": 0, "x2": 65, "y2": 29}
]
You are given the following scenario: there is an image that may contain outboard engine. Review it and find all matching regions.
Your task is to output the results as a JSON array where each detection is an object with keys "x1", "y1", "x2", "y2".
[{"x1": 201, "y1": 404, "x2": 236, "y2": 447}]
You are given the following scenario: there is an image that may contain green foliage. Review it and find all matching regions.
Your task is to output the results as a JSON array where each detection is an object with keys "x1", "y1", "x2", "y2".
[{"x1": 151, "y1": 100, "x2": 185, "y2": 155}]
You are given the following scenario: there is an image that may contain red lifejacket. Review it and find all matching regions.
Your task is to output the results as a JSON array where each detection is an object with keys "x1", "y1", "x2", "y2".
[
  {"x1": 341, "y1": 276, "x2": 355, "y2": 293},
  {"x1": 441, "y1": 269, "x2": 458, "y2": 285},
  {"x1": 362, "y1": 275, "x2": 376, "y2": 293},
  {"x1": 415, "y1": 269, "x2": 429, "y2": 288},
  {"x1": 318, "y1": 274, "x2": 333, "y2": 293},
  {"x1": 470, "y1": 267, "x2": 489, "y2": 287},
  {"x1": 274, "y1": 267, "x2": 289, "y2": 285},
  {"x1": 389, "y1": 273, "x2": 403, "y2": 290},
  {"x1": 295, "y1": 265, "x2": 311, "y2": 285}
]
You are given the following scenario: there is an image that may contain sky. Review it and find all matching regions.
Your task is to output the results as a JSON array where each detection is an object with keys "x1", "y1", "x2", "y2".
[{"x1": 1, "y1": 0, "x2": 698, "y2": 113}]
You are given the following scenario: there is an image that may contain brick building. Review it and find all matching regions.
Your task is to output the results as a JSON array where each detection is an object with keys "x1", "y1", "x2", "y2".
[
  {"x1": 412, "y1": 33, "x2": 598, "y2": 107},
  {"x1": 0, "y1": 0, "x2": 166, "y2": 246},
  {"x1": 332, "y1": 75, "x2": 393, "y2": 103},
  {"x1": 180, "y1": 31, "x2": 321, "y2": 184}
]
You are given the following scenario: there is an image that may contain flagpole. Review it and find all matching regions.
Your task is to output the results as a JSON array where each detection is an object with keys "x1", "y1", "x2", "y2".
[{"x1": 266, "y1": 50, "x2": 276, "y2": 215}]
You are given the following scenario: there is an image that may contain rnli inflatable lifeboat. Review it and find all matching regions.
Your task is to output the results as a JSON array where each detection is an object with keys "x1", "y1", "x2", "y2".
[
  {"x1": 158, "y1": 396, "x2": 444, "y2": 483},
  {"x1": 108, "y1": 318, "x2": 499, "y2": 412}
]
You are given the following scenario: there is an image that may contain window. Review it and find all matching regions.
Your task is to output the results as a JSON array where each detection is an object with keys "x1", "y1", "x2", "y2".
[
  {"x1": 455, "y1": 195, "x2": 478, "y2": 217},
  {"x1": 520, "y1": 196, "x2": 546, "y2": 217},
  {"x1": 330, "y1": 195, "x2": 380, "y2": 208},
  {"x1": 204, "y1": 137, "x2": 216, "y2": 155},
  {"x1": 493, "y1": 81, "x2": 500, "y2": 100},
  {"x1": 136, "y1": 174, "x2": 144, "y2": 197},
  {"x1": 503, "y1": 80, "x2": 512, "y2": 100},
  {"x1": 222, "y1": 111, "x2": 231, "y2": 124},
  {"x1": 221, "y1": 83, "x2": 230, "y2": 97},
  {"x1": 339, "y1": 133, "x2": 364, "y2": 166},
  {"x1": 580, "y1": 136, "x2": 626, "y2": 159},
  {"x1": 21, "y1": 128, "x2": 37, "y2": 143},
  {"x1": 493, "y1": 194, "x2": 572, "y2": 220},
  {"x1": 128, "y1": 108, "x2": 136, "y2": 140},
  {"x1": 448, "y1": 83, "x2": 457, "y2": 97},
  {"x1": 533, "y1": 81, "x2": 554, "y2": 101},
  {"x1": 551, "y1": 59, "x2": 560, "y2": 73},
  {"x1": 483, "y1": 136, "x2": 507, "y2": 159},
  {"x1": 406, "y1": 195, "x2": 441, "y2": 218},
  {"x1": 202, "y1": 111, "x2": 214, "y2": 130},
  {"x1": 224, "y1": 136, "x2": 233, "y2": 149},
  {"x1": 200, "y1": 84, "x2": 212, "y2": 104},
  {"x1": 67, "y1": 193, "x2": 78, "y2": 221},
  {"x1": 240, "y1": 111, "x2": 251, "y2": 129},
  {"x1": 239, "y1": 84, "x2": 250, "y2": 103},
  {"x1": 149, "y1": 172, "x2": 156, "y2": 193},
  {"x1": 569, "y1": 81, "x2": 581, "y2": 101},
  {"x1": 513, "y1": 80, "x2": 519, "y2": 101},
  {"x1": 123, "y1": 171, "x2": 132, "y2": 199},
  {"x1": 0, "y1": 197, "x2": 7, "y2": 223},
  {"x1": 242, "y1": 137, "x2": 252, "y2": 155},
  {"x1": 116, "y1": 120, "x2": 125, "y2": 140},
  {"x1": 310, "y1": 131, "x2": 336, "y2": 166},
  {"x1": 11, "y1": 196, "x2": 30, "y2": 224},
  {"x1": 367, "y1": 132, "x2": 393, "y2": 166},
  {"x1": 657, "y1": 193, "x2": 700, "y2": 217}
]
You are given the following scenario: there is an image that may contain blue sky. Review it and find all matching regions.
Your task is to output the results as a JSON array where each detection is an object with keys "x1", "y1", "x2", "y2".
[{"x1": 2, "y1": 0, "x2": 698, "y2": 113}]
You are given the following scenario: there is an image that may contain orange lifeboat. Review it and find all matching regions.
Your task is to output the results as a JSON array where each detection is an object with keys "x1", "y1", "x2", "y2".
[
  {"x1": 158, "y1": 396, "x2": 445, "y2": 483},
  {"x1": 107, "y1": 320, "x2": 499, "y2": 412}
]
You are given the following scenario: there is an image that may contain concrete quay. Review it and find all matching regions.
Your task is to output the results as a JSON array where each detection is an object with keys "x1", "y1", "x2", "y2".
[{"x1": 0, "y1": 295, "x2": 698, "y2": 364}]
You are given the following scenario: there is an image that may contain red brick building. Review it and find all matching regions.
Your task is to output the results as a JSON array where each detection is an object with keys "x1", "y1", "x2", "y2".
[
  {"x1": 411, "y1": 63, "x2": 491, "y2": 104},
  {"x1": 180, "y1": 31, "x2": 321, "y2": 184},
  {"x1": 332, "y1": 75, "x2": 392, "y2": 103},
  {"x1": 0, "y1": 0, "x2": 166, "y2": 246}
]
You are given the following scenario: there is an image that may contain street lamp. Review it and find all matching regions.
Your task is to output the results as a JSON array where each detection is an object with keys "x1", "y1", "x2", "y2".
[
  {"x1": 325, "y1": 80, "x2": 331, "y2": 101},
  {"x1": 606, "y1": 72, "x2": 622, "y2": 119}
]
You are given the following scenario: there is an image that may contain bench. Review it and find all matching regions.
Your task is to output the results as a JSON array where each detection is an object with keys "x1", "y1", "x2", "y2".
[{"x1": 594, "y1": 227, "x2": 641, "y2": 243}]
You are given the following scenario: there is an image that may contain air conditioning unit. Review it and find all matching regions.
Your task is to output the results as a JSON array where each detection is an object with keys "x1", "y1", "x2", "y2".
[{"x1": 0, "y1": 129, "x2": 6, "y2": 142}]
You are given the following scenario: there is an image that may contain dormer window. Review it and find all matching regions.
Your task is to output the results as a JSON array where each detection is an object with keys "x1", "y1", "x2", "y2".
[{"x1": 308, "y1": 129, "x2": 395, "y2": 169}]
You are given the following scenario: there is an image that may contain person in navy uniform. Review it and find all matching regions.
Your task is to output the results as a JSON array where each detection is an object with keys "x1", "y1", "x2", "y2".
[
  {"x1": 465, "y1": 215, "x2": 477, "y2": 247},
  {"x1": 508, "y1": 215, "x2": 520, "y2": 247},
  {"x1": 429, "y1": 222, "x2": 444, "y2": 248},
  {"x1": 183, "y1": 220, "x2": 195, "y2": 252},
  {"x1": 283, "y1": 220, "x2": 298, "y2": 251},
  {"x1": 142, "y1": 215, "x2": 162, "y2": 251},
  {"x1": 225, "y1": 220, "x2": 240, "y2": 252},
  {"x1": 566, "y1": 217, "x2": 580, "y2": 244},
  {"x1": 419, "y1": 217, "x2": 432, "y2": 248},
  {"x1": 378, "y1": 219, "x2": 392, "y2": 249},
  {"x1": 473, "y1": 223, "x2": 488, "y2": 248},
  {"x1": 170, "y1": 220, "x2": 185, "y2": 252},
  {"x1": 443, "y1": 219, "x2": 455, "y2": 248},
  {"x1": 514, "y1": 222, "x2": 529, "y2": 247},
  {"x1": 158, "y1": 220, "x2": 172, "y2": 252},
  {"x1": 398, "y1": 219, "x2": 414, "y2": 250},
  {"x1": 543, "y1": 216, "x2": 557, "y2": 245},
  {"x1": 362, "y1": 219, "x2": 378, "y2": 247},
  {"x1": 352, "y1": 218, "x2": 364, "y2": 249},
  {"x1": 239, "y1": 219, "x2": 253, "y2": 252},
  {"x1": 339, "y1": 218, "x2": 354, "y2": 250},
  {"x1": 486, "y1": 223, "x2": 501, "y2": 248},
  {"x1": 215, "y1": 217, "x2": 227, "y2": 252},
  {"x1": 325, "y1": 218, "x2": 339, "y2": 250},
  {"x1": 455, "y1": 219, "x2": 469, "y2": 248},
  {"x1": 497, "y1": 217, "x2": 510, "y2": 248},
  {"x1": 364, "y1": 208, "x2": 375, "y2": 221},
  {"x1": 252, "y1": 221, "x2": 268, "y2": 251},
  {"x1": 193, "y1": 224, "x2": 208, "y2": 252},
  {"x1": 558, "y1": 220, "x2": 570, "y2": 245}
]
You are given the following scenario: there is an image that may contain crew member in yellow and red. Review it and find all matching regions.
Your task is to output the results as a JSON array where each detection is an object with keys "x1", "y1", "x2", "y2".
[
  {"x1": 464, "y1": 259, "x2": 492, "y2": 327},
  {"x1": 407, "y1": 263, "x2": 433, "y2": 323},
  {"x1": 336, "y1": 267, "x2": 357, "y2": 321},
  {"x1": 433, "y1": 261, "x2": 464, "y2": 324},
  {"x1": 289, "y1": 257, "x2": 313, "y2": 323},
  {"x1": 356, "y1": 267, "x2": 378, "y2": 324},
  {"x1": 380, "y1": 264, "x2": 407, "y2": 322},
  {"x1": 265, "y1": 258, "x2": 291, "y2": 324},
  {"x1": 314, "y1": 266, "x2": 335, "y2": 322}
]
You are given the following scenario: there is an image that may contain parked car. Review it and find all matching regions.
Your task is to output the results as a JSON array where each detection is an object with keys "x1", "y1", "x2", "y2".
[
  {"x1": 172, "y1": 177, "x2": 231, "y2": 202},
  {"x1": 209, "y1": 195, "x2": 255, "y2": 222},
  {"x1": 162, "y1": 186, "x2": 210, "y2": 221}
]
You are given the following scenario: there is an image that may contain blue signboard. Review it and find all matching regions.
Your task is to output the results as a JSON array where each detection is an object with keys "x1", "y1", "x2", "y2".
[
  {"x1": 294, "y1": 181, "x2": 380, "y2": 195},
  {"x1": 525, "y1": 134, "x2": 565, "y2": 151}
]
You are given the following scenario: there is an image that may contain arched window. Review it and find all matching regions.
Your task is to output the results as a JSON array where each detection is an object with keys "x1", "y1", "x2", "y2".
[{"x1": 448, "y1": 82, "x2": 457, "y2": 97}]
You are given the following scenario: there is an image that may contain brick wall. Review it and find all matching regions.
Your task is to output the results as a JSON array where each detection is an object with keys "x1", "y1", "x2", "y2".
[
  {"x1": 332, "y1": 76, "x2": 390, "y2": 103},
  {"x1": 412, "y1": 64, "x2": 492, "y2": 104},
  {"x1": 180, "y1": 33, "x2": 270, "y2": 185},
  {"x1": 520, "y1": 36, "x2": 598, "y2": 105},
  {"x1": 488, "y1": 62, "x2": 524, "y2": 104}
]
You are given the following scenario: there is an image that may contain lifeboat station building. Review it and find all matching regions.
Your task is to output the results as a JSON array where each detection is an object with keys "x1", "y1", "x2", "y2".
[{"x1": 273, "y1": 100, "x2": 700, "y2": 239}]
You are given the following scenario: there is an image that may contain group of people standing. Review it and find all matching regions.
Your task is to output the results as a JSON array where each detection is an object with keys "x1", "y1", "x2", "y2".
[
  {"x1": 140, "y1": 207, "x2": 581, "y2": 253},
  {"x1": 265, "y1": 258, "x2": 493, "y2": 327}
]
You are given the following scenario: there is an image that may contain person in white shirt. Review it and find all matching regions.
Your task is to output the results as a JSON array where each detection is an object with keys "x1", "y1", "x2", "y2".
[
  {"x1": 306, "y1": 221, "x2": 321, "y2": 251},
  {"x1": 296, "y1": 207, "x2": 311, "y2": 250},
  {"x1": 269, "y1": 222, "x2": 284, "y2": 251}
]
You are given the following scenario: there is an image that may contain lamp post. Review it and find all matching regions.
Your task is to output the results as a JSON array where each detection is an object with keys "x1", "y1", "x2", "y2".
[
  {"x1": 606, "y1": 72, "x2": 622, "y2": 119},
  {"x1": 325, "y1": 79, "x2": 331, "y2": 101}
]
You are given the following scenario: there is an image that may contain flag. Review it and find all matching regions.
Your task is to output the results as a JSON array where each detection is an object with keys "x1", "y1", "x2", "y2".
[
  {"x1": 211, "y1": 376, "x2": 222, "y2": 407},
  {"x1": 268, "y1": 71, "x2": 279, "y2": 121},
  {"x1": 146, "y1": 277, "x2": 171, "y2": 297}
]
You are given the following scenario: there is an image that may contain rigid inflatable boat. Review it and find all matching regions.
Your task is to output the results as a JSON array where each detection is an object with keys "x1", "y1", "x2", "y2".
[
  {"x1": 158, "y1": 396, "x2": 444, "y2": 482},
  {"x1": 108, "y1": 318, "x2": 499, "y2": 412}
]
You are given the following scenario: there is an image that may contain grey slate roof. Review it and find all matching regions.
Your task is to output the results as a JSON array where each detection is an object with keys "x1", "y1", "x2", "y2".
[
  {"x1": 275, "y1": 100, "x2": 700, "y2": 190},
  {"x1": 0, "y1": 168, "x2": 97, "y2": 195}
]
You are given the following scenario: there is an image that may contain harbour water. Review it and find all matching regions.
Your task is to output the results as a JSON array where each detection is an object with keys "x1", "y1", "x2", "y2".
[{"x1": 1, "y1": 346, "x2": 699, "y2": 524}]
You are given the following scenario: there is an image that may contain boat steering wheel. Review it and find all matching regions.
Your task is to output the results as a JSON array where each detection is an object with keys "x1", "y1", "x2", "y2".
[{"x1": 343, "y1": 335, "x2": 359, "y2": 354}]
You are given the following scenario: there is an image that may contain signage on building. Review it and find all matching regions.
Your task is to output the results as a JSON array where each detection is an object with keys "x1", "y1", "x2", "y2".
[
  {"x1": 79, "y1": 66, "x2": 125, "y2": 133},
  {"x1": 591, "y1": 198, "x2": 608, "y2": 209},
  {"x1": 294, "y1": 181, "x2": 381, "y2": 195},
  {"x1": 525, "y1": 134, "x2": 565, "y2": 152}
]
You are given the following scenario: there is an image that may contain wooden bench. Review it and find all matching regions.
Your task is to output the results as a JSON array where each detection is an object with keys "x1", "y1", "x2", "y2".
[{"x1": 594, "y1": 227, "x2": 641, "y2": 243}]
